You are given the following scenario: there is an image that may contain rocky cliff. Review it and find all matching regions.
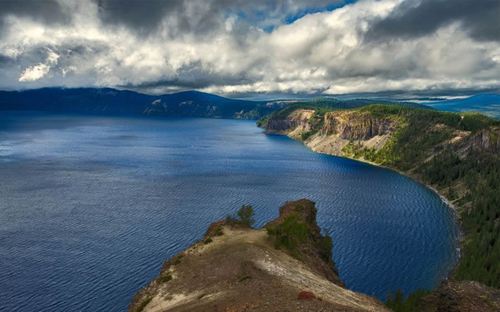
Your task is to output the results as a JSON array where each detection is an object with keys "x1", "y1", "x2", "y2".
[
  {"x1": 129, "y1": 199, "x2": 388, "y2": 312},
  {"x1": 265, "y1": 108, "x2": 399, "y2": 156},
  {"x1": 263, "y1": 105, "x2": 500, "y2": 311}
]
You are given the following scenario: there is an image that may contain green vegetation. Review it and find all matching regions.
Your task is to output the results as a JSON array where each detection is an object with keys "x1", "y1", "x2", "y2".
[
  {"x1": 226, "y1": 204, "x2": 256, "y2": 228},
  {"x1": 386, "y1": 289, "x2": 431, "y2": 312},
  {"x1": 257, "y1": 98, "x2": 427, "y2": 127},
  {"x1": 266, "y1": 214, "x2": 309, "y2": 257},
  {"x1": 424, "y1": 152, "x2": 500, "y2": 287},
  {"x1": 344, "y1": 106, "x2": 499, "y2": 288},
  {"x1": 237, "y1": 205, "x2": 255, "y2": 227},
  {"x1": 267, "y1": 103, "x2": 500, "y2": 289},
  {"x1": 158, "y1": 272, "x2": 172, "y2": 283},
  {"x1": 213, "y1": 225, "x2": 224, "y2": 236},
  {"x1": 256, "y1": 115, "x2": 269, "y2": 128},
  {"x1": 318, "y1": 235, "x2": 333, "y2": 262},
  {"x1": 343, "y1": 106, "x2": 500, "y2": 288},
  {"x1": 132, "y1": 296, "x2": 152, "y2": 312}
]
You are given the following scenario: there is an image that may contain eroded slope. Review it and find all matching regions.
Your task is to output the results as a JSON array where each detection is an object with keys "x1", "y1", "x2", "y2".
[{"x1": 129, "y1": 199, "x2": 388, "y2": 312}]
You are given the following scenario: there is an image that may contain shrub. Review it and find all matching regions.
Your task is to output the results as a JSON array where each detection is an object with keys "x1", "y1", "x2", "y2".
[
  {"x1": 158, "y1": 273, "x2": 172, "y2": 284},
  {"x1": 237, "y1": 204, "x2": 255, "y2": 227},
  {"x1": 318, "y1": 235, "x2": 333, "y2": 261},
  {"x1": 267, "y1": 214, "x2": 308, "y2": 255},
  {"x1": 386, "y1": 289, "x2": 430, "y2": 312},
  {"x1": 301, "y1": 130, "x2": 314, "y2": 141},
  {"x1": 133, "y1": 296, "x2": 152, "y2": 312}
]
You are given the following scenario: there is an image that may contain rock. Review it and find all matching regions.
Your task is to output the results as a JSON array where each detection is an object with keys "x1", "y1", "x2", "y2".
[
  {"x1": 265, "y1": 109, "x2": 397, "y2": 156},
  {"x1": 298, "y1": 291, "x2": 316, "y2": 301},
  {"x1": 265, "y1": 199, "x2": 342, "y2": 285},
  {"x1": 129, "y1": 200, "x2": 389, "y2": 312}
]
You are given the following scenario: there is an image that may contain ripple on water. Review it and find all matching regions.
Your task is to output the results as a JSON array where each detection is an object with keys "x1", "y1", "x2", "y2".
[{"x1": 0, "y1": 113, "x2": 459, "y2": 311}]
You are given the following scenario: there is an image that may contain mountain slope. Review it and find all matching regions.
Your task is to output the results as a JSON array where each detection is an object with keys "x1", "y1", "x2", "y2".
[
  {"x1": 0, "y1": 88, "x2": 279, "y2": 119},
  {"x1": 262, "y1": 105, "x2": 500, "y2": 292},
  {"x1": 0, "y1": 88, "x2": 433, "y2": 121}
]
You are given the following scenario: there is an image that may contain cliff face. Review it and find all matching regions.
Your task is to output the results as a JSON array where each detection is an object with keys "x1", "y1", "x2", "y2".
[
  {"x1": 320, "y1": 111, "x2": 396, "y2": 140},
  {"x1": 264, "y1": 107, "x2": 500, "y2": 170},
  {"x1": 266, "y1": 109, "x2": 398, "y2": 156},
  {"x1": 460, "y1": 127, "x2": 500, "y2": 154},
  {"x1": 263, "y1": 106, "x2": 500, "y2": 310},
  {"x1": 265, "y1": 109, "x2": 315, "y2": 136},
  {"x1": 129, "y1": 199, "x2": 388, "y2": 312}
]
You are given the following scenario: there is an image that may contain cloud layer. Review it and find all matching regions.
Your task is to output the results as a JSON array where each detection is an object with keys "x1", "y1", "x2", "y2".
[{"x1": 0, "y1": 0, "x2": 499, "y2": 96}]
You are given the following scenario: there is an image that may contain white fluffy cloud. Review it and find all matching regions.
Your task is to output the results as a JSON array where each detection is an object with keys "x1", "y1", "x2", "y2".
[
  {"x1": 0, "y1": 0, "x2": 499, "y2": 95},
  {"x1": 18, "y1": 63, "x2": 51, "y2": 82},
  {"x1": 18, "y1": 49, "x2": 59, "y2": 82}
]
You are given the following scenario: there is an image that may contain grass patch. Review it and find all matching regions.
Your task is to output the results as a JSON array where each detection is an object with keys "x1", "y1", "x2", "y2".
[
  {"x1": 267, "y1": 214, "x2": 309, "y2": 257},
  {"x1": 158, "y1": 272, "x2": 172, "y2": 283},
  {"x1": 133, "y1": 296, "x2": 152, "y2": 312}
]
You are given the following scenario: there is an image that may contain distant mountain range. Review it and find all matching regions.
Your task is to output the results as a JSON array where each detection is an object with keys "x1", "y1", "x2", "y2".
[
  {"x1": 3, "y1": 88, "x2": 498, "y2": 120},
  {"x1": 422, "y1": 94, "x2": 500, "y2": 118},
  {"x1": 0, "y1": 88, "x2": 283, "y2": 120},
  {"x1": 0, "y1": 88, "x2": 431, "y2": 120}
]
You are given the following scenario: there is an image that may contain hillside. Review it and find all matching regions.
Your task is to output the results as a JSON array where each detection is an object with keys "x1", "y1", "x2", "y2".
[
  {"x1": 129, "y1": 199, "x2": 388, "y2": 312},
  {"x1": 0, "y1": 88, "x2": 279, "y2": 120},
  {"x1": 262, "y1": 105, "x2": 500, "y2": 304},
  {"x1": 0, "y1": 88, "x2": 429, "y2": 121}
]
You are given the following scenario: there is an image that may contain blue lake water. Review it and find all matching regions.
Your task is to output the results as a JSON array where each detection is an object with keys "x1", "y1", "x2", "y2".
[{"x1": 0, "y1": 113, "x2": 459, "y2": 311}]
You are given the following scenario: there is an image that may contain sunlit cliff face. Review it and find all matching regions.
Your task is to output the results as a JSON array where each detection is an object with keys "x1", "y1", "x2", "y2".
[{"x1": 0, "y1": 0, "x2": 499, "y2": 96}]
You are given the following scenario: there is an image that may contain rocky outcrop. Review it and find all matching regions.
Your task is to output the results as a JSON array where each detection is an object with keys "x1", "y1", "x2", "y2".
[
  {"x1": 419, "y1": 281, "x2": 500, "y2": 312},
  {"x1": 129, "y1": 199, "x2": 388, "y2": 312},
  {"x1": 265, "y1": 109, "x2": 398, "y2": 157},
  {"x1": 459, "y1": 127, "x2": 500, "y2": 155},
  {"x1": 265, "y1": 109, "x2": 315, "y2": 136},
  {"x1": 263, "y1": 107, "x2": 500, "y2": 312},
  {"x1": 265, "y1": 199, "x2": 342, "y2": 286},
  {"x1": 321, "y1": 111, "x2": 396, "y2": 140}
]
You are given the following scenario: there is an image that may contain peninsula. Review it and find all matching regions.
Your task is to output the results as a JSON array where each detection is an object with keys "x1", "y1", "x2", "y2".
[{"x1": 129, "y1": 199, "x2": 389, "y2": 312}]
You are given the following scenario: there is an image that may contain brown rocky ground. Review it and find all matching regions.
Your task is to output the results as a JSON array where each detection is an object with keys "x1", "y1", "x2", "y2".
[
  {"x1": 419, "y1": 281, "x2": 500, "y2": 312},
  {"x1": 129, "y1": 199, "x2": 388, "y2": 312}
]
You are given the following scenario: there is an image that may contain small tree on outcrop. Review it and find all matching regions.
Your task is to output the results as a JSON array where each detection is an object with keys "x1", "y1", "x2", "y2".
[{"x1": 237, "y1": 204, "x2": 255, "y2": 227}]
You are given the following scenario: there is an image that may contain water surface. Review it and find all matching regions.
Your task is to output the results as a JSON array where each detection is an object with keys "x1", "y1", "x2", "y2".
[{"x1": 0, "y1": 113, "x2": 458, "y2": 311}]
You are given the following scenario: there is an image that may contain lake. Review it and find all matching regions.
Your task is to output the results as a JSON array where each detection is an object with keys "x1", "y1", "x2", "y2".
[{"x1": 0, "y1": 113, "x2": 459, "y2": 311}]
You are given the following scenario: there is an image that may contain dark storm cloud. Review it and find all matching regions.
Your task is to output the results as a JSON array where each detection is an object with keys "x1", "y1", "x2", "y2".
[
  {"x1": 367, "y1": 0, "x2": 500, "y2": 42},
  {"x1": 0, "y1": 0, "x2": 70, "y2": 24},
  {"x1": 95, "y1": 0, "x2": 339, "y2": 35},
  {"x1": 96, "y1": 0, "x2": 199, "y2": 34},
  {"x1": 120, "y1": 61, "x2": 258, "y2": 91},
  {"x1": 0, "y1": 0, "x2": 71, "y2": 38},
  {"x1": 0, "y1": 54, "x2": 15, "y2": 66},
  {"x1": 2, "y1": 0, "x2": 500, "y2": 94}
]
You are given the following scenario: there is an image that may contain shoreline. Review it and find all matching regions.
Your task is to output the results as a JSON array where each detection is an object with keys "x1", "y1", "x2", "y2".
[{"x1": 266, "y1": 129, "x2": 464, "y2": 284}]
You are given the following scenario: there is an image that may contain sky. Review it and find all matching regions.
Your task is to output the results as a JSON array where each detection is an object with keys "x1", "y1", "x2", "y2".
[{"x1": 0, "y1": 0, "x2": 499, "y2": 97}]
